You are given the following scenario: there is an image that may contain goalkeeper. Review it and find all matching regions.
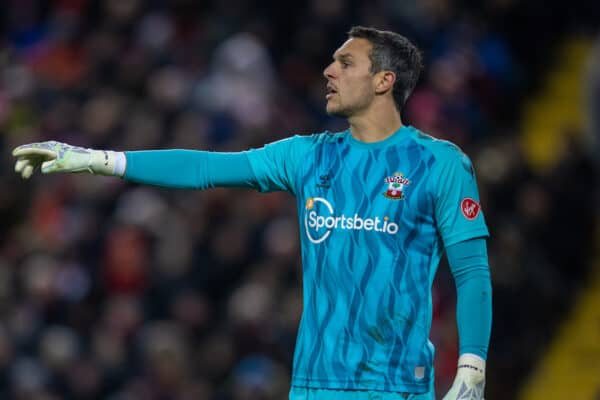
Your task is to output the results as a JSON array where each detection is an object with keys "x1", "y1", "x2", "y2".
[{"x1": 13, "y1": 26, "x2": 491, "y2": 400}]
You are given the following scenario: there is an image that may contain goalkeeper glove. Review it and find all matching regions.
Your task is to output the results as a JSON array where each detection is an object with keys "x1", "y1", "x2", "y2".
[
  {"x1": 12, "y1": 141, "x2": 125, "y2": 179},
  {"x1": 442, "y1": 354, "x2": 486, "y2": 400}
]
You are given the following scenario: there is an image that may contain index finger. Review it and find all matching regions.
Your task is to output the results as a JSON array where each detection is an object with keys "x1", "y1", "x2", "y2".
[{"x1": 12, "y1": 145, "x2": 57, "y2": 159}]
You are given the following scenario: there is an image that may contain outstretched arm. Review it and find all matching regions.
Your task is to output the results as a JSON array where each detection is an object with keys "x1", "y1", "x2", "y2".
[{"x1": 12, "y1": 136, "x2": 315, "y2": 193}]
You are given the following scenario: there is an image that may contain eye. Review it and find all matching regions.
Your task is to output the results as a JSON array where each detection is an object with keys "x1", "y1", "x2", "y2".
[{"x1": 341, "y1": 61, "x2": 351, "y2": 68}]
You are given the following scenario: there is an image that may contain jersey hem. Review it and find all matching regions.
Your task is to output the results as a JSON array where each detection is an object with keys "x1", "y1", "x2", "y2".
[{"x1": 290, "y1": 377, "x2": 430, "y2": 394}]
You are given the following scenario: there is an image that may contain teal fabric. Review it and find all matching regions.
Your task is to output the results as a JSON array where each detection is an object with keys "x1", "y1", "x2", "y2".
[
  {"x1": 124, "y1": 135, "x2": 316, "y2": 193},
  {"x1": 445, "y1": 238, "x2": 492, "y2": 360},
  {"x1": 247, "y1": 127, "x2": 489, "y2": 391},
  {"x1": 426, "y1": 138, "x2": 489, "y2": 247},
  {"x1": 124, "y1": 149, "x2": 257, "y2": 189}
]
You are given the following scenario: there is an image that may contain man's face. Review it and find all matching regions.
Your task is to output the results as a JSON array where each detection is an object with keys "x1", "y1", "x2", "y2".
[{"x1": 323, "y1": 37, "x2": 376, "y2": 117}]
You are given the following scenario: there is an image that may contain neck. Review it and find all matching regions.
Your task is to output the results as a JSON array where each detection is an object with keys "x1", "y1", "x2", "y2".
[{"x1": 347, "y1": 99, "x2": 403, "y2": 143}]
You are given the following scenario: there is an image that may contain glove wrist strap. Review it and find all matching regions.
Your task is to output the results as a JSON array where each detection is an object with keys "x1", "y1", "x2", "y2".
[
  {"x1": 457, "y1": 353, "x2": 486, "y2": 383},
  {"x1": 89, "y1": 150, "x2": 124, "y2": 176}
]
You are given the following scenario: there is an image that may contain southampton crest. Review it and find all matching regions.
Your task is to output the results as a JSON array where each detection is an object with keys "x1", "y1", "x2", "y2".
[{"x1": 383, "y1": 172, "x2": 410, "y2": 200}]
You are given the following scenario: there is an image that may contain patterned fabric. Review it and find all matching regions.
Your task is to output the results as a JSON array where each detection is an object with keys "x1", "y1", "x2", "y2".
[{"x1": 246, "y1": 126, "x2": 489, "y2": 392}]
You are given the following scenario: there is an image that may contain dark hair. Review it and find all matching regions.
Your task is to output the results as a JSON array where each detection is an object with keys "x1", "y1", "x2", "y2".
[{"x1": 348, "y1": 26, "x2": 423, "y2": 111}]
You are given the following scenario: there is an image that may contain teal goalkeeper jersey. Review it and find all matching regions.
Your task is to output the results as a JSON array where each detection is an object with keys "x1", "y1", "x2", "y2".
[{"x1": 245, "y1": 126, "x2": 489, "y2": 393}]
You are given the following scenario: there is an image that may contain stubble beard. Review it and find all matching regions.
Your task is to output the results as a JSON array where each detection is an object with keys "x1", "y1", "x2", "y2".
[
  {"x1": 326, "y1": 105, "x2": 351, "y2": 118},
  {"x1": 326, "y1": 89, "x2": 373, "y2": 118},
  {"x1": 326, "y1": 97, "x2": 354, "y2": 118}
]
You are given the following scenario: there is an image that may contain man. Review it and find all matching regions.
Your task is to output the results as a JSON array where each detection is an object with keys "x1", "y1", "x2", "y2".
[{"x1": 13, "y1": 27, "x2": 491, "y2": 400}]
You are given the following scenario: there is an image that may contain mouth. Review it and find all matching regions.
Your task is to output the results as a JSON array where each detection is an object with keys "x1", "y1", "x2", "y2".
[{"x1": 326, "y1": 84, "x2": 337, "y2": 100}]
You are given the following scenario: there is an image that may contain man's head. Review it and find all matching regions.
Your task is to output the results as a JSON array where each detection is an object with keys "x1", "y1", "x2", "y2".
[{"x1": 323, "y1": 26, "x2": 423, "y2": 118}]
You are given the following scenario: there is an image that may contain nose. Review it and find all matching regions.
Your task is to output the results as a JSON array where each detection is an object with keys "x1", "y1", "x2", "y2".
[{"x1": 323, "y1": 61, "x2": 335, "y2": 80}]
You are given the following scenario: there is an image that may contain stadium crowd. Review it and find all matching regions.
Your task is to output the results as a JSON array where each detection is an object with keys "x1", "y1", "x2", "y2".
[{"x1": 0, "y1": 0, "x2": 597, "y2": 399}]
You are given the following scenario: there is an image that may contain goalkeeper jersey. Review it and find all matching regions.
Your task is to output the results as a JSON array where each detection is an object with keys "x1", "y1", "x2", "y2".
[{"x1": 245, "y1": 125, "x2": 489, "y2": 393}]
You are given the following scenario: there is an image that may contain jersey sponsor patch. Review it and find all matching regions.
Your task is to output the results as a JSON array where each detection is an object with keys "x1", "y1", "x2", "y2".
[
  {"x1": 304, "y1": 196, "x2": 399, "y2": 244},
  {"x1": 461, "y1": 198, "x2": 481, "y2": 220}
]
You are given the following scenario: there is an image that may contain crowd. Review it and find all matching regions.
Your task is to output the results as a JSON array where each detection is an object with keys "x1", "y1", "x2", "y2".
[{"x1": 0, "y1": 1, "x2": 597, "y2": 399}]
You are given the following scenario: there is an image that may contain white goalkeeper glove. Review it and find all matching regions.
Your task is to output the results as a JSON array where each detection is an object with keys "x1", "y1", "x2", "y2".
[
  {"x1": 442, "y1": 354, "x2": 486, "y2": 400},
  {"x1": 12, "y1": 141, "x2": 125, "y2": 179}
]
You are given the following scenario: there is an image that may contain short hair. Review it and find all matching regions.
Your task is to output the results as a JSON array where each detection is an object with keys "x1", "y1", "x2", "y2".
[{"x1": 348, "y1": 26, "x2": 423, "y2": 111}]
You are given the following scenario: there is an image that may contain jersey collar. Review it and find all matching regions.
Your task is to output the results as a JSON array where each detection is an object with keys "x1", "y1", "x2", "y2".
[{"x1": 345, "y1": 125, "x2": 414, "y2": 149}]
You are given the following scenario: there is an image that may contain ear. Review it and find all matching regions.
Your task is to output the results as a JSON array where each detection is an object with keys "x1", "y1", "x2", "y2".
[{"x1": 374, "y1": 71, "x2": 396, "y2": 95}]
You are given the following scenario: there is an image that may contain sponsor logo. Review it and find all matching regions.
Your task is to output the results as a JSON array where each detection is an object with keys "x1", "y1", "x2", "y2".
[
  {"x1": 461, "y1": 198, "x2": 481, "y2": 220},
  {"x1": 383, "y1": 172, "x2": 410, "y2": 200},
  {"x1": 304, "y1": 197, "x2": 399, "y2": 244}
]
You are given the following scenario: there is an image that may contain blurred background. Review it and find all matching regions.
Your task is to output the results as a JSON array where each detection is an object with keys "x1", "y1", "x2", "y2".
[{"x1": 0, "y1": 0, "x2": 599, "y2": 399}]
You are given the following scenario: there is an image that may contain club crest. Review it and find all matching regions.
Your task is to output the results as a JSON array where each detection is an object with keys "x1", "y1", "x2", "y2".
[{"x1": 383, "y1": 172, "x2": 410, "y2": 200}]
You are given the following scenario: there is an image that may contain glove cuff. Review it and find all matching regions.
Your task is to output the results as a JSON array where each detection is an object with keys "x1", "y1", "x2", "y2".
[
  {"x1": 458, "y1": 354, "x2": 485, "y2": 370},
  {"x1": 89, "y1": 150, "x2": 124, "y2": 176},
  {"x1": 457, "y1": 353, "x2": 485, "y2": 382}
]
